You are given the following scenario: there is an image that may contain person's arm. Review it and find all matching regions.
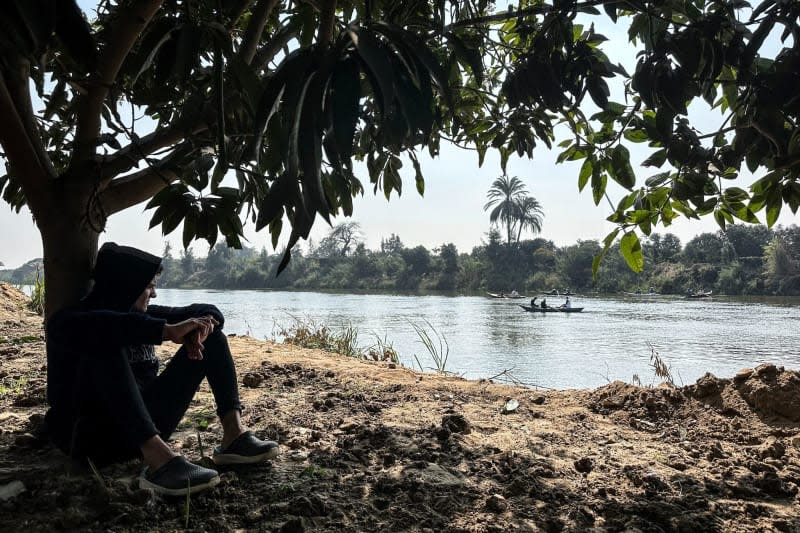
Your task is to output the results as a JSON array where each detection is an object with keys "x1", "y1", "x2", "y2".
[
  {"x1": 147, "y1": 303, "x2": 224, "y2": 330},
  {"x1": 47, "y1": 308, "x2": 166, "y2": 351}
]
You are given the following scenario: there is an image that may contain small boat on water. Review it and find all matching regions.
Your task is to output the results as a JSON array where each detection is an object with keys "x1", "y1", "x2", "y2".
[
  {"x1": 544, "y1": 289, "x2": 575, "y2": 296},
  {"x1": 487, "y1": 292, "x2": 526, "y2": 299},
  {"x1": 623, "y1": 291, "x2": 660, "y2": 296},
  {"x1": 520, "y1": 305, "x2": 584, "y2": 313},
  {"x1": 685, "y1": 291, "x2": 713, "y2": 299}
]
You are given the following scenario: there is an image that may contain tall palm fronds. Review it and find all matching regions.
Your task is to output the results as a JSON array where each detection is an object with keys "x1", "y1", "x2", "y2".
[
  {"x1": 515, "y1": 196, "x2": 544, "y2": 242},
  {"x1": 483, "y1": 175, "x2": 528, "y2": 244}
]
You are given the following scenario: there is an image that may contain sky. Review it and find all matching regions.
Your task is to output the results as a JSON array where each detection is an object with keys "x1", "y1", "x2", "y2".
[{"x1": 1, "y1": 2, "x2": 797, "y2": 269}]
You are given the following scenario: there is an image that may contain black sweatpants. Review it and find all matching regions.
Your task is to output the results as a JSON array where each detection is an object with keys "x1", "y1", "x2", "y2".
[{"x1": 51, "y1": 330, "x2": 241, "y2": 467}]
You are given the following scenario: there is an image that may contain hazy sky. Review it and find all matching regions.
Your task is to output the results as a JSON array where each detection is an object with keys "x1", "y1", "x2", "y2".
[{"x1": 1, "y1": 3, "x2": 797, "y2": 269}]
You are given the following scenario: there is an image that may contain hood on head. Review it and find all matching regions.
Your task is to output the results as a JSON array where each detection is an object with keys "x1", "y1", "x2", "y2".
[{"x1": 86, "y1": 243, "x2": 162, "y2": 311}]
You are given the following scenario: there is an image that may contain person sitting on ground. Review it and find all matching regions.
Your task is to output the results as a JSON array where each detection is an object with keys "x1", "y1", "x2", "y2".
[
  {"x1": 540, "y1": 298, "x2": 548, "y2": 308},
  {"x1": 44, "y1": 243, "x2": 279, "y2": 496}
]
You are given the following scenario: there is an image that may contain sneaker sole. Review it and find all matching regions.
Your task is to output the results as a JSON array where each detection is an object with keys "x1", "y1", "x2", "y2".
[
  {"x1": 212, "y1": 446, "x2": 279, "y2": 465},
  {"x1": 139, "y1": 474, "x2": 221, "y2": 496}
]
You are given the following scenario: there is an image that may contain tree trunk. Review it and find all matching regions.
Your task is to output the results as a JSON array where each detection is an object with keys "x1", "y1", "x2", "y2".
[{"x1": 39, "y1": 203, "x2": 99, "y2": 320}]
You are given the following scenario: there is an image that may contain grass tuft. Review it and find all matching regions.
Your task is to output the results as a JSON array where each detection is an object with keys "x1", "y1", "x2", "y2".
[{"x1": 409, "y1": 319, "x2": 449, "y2": 374}]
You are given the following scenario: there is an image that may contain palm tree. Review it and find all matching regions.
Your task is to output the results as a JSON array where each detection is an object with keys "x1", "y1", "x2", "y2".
[
  {"x1": 514, "y1": 196, "x2": 544, "y2": 242},
  {"x1": 484, "y1": 175, "x2": 528, "y2": 244}
]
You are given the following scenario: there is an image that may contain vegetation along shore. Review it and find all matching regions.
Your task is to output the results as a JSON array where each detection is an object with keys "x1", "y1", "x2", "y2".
[
  {"x1": 4, "y1": 223, "x2": 800, "y2": 297},
  {"x1": 1, "y1": 284, "x2": 799, "y2": 531}
]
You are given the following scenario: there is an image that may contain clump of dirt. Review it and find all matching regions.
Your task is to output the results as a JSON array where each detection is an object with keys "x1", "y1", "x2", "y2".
[{"x1": 1, "y1": 289, "x2": 799, "y2": 532}]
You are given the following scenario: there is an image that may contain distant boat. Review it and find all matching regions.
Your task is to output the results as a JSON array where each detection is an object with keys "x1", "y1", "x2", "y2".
[
  {"x1": 487, "y1": 292, "x2": 526, "y2": 299},
  {"x1": 685, "y1": 291, "x2": 713, "y2": 299},
  {"x1": 623, "y1": 291, "x2": 660, "y2": 296},
  {"x1": 520, "y1": 305, "x2": 584, "y2": 313},
  {"x1": 543, "y1": 289, "x2": 575, "y2": 296}
]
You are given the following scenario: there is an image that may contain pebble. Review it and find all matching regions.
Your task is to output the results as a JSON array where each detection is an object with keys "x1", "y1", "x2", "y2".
[
  {"x1": 485, "y1": 494, "x2": 507, "y2": 513},
  {"x1": 242, "y1": 372, "x2": 264, "y2": 388},
  {"x1": 0, "y1": 481, "x2": 25, "y2": 501}
]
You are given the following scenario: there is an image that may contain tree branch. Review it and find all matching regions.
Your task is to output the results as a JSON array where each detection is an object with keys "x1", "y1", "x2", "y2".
[
  {"x1": 0, "y1": 69, "x2": 52, "y2": 214},
  {"x1": 71, "y1": 0, "x2": 165, "y2": 170},
  {"x1": 443, "y1": 0, "x2": 607, "y2": 32},
  {"x1": 252, "y1": 24, "x2": 297, "y2": 70},
  {"x1": 239, "y1": 0, "x2": 281, "y2": 65},
  {"x1": 5, "y1": 60, "x2": 58, "y2": 181},
  {"x1": 318, "y1": 0, "x2": 338, "y2": 44},
  {"x1": 98, "y1": 164, "x2": 179, "y2": 216},
  {"x1": 101, "y1": 123, "x2": 207, "y2": 182}
]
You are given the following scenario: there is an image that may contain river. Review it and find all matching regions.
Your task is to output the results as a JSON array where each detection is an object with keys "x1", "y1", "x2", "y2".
[{"x1": 153, "y1": 289, "x2": 800, "y2": 390}]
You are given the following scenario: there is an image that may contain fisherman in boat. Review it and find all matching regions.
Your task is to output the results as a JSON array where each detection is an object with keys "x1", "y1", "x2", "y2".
[
  {"x1": 510, "y1": 290, "x2": 520, "y2": 297},
  {"x1": 530, "y1": 297, "x2": 538, "y2": 308},
  {"x1": 540, "y1": 298, "x2": 548, "y2": 309},
  {"x1": 560, "y1": 296, "x2": 571, "y2": 309}
]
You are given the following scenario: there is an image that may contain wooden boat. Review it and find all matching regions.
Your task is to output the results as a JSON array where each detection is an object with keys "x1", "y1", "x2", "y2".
[
  {"x1": 685, "y1": 291, "x2": 712, "y2": 299},
  {"x1": 623, "y1": 291, "x2": 660, "y2": 296},
  {"x1": 487, "y1": 292, "x2": 526, "y2": 299},
  {"x1": 520, "y1": 305, "x2": 584, "y2": 313},
  {"x1": 544, "y1": 290, "x2": 575, "y2": 296}
]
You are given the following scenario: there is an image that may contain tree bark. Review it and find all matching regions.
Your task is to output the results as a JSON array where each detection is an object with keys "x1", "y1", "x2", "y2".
[{"x1": 37, "y1": 182, "x2": 99, "y2": 320}]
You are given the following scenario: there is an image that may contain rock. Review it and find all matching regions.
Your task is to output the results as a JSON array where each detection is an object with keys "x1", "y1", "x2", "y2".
[
  {"x1": 441, "y1": 413, "x2": 471, "y2": 434},
  {"x1": 734, "y1": 368, "x2": 754, "y2": 383},
  {"x1": 288, "y1": 494, "x2": 328, "y2": 516},
  {"x1": 0, "y1": 480, "x2": 25, "y2": 501},
  {"x1": 574, "y1": 457, "x2": 594, "y2": 474},
  {"x1": 642, "y1": 471, "x2": 670, "y2": 493},
  {"x1": 485, "y1": 494, "x2": 508, "y2": 513},
  {"x1": 339, "y1": 419, "x2": 359, "y2": 432},
  {"x1": 501, "y1": 399, "x2": 519, "y2": 414},
  {"x1": 758, "y1": 436, "x2": 786, "y2": 460},
  {"x1": 532, "y1": 395, "x2": 546, "y2": 405},
  {"x1": 755, "y1": 363, "x2": 779, "y2": 377},
  {"x1": 242, "y1": 372, "x2": 264, "y2": 388},
  {"x1": 435, "y1": 427, "x2": 451, "y2": 441}
]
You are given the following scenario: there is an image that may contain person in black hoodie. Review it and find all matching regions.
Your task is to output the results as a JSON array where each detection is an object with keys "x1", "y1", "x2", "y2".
[{"x1": 45, "y1": 243, "x2": 278, "y2": 496}]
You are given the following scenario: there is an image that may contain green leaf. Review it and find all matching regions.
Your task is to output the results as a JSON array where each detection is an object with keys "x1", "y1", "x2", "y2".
[
  {"x1": 330, "y1": 56, "x2": 361, "y2": 160},
  {"x1": 642, "y1": 149, "x2": 667, "y2": 168},
  {"x1": 610, "y1": 145, "x2": 636, "y2": 189},
  {"x1": 591, "y1": 166, "x2": 606, "y2": 205},
  {"x1": 410, "y1": 151, "x2": 424, "y2": 196},
  {"x1": 578, "y1": 158, "x2": 593, "y2": 192},
  {"x1": 623, "y1": 129, "x2": 649, "y2": 143},
  {"x1": 619, "y1": 231, "x2": 644, "y2": 272},
  {"x1": 351, "y1": 28, "x2": 396, "y2": 115}
]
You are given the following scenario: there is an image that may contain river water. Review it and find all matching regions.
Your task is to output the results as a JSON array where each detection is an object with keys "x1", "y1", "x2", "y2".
[{"x1": 153, "y1": 289, "x2": 800, "y2": 390}]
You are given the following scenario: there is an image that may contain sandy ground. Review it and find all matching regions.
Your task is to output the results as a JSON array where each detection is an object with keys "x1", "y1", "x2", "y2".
[{"x1": 1, "y1": 282, "x2": 799, "y2": 532}]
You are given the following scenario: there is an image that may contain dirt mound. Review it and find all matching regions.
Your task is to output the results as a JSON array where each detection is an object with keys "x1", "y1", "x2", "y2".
[
  {"x1": 734, "y1": 364, "x2": 800, "y2": 422},
  {"x1": 0, "y1": 283, "x2": 29, "y2": 319}
]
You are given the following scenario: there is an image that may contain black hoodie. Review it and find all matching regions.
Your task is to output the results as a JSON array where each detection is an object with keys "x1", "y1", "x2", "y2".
[{"x1": 45, "y1": 243, "x2": 223, "y2": 419}]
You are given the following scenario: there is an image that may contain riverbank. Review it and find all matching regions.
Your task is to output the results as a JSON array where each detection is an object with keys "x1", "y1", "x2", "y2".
[{"x1": 1, "y1": 283, "x2": 799, "y2": 532}]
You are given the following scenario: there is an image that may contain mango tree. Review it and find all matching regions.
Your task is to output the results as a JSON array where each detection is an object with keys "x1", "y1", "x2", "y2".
[{"x1": 0, "y1": 0, "x2": 798, "y2": 317}]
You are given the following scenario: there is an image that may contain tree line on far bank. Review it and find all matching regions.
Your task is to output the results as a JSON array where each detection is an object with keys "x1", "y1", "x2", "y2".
[{"x1": 4, "y1": 222, "x2": 799, "y2": 296}]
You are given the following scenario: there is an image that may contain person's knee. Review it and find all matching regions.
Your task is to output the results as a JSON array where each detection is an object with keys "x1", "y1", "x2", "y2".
[{"x1": 202, "y1": 329, "x2": 230, "y2": 357}]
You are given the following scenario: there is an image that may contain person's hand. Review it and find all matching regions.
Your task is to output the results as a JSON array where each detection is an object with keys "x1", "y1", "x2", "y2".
[{"x1": 162, "y1": 316, "x2": 219, "y2": 360}]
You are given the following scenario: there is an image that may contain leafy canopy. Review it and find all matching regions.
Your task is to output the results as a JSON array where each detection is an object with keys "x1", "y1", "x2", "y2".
[{"x1": 0, "y1": 0, "x2": 798, "y2": 274}]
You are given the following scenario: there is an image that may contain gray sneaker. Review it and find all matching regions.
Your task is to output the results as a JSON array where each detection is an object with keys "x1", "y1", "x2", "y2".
[
  {"x1": 212, "y1": 431, "x2": 279, "y2": 465},
  {"x1": 139, "y1": 456, "x2": 220, "y2": 496}
]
